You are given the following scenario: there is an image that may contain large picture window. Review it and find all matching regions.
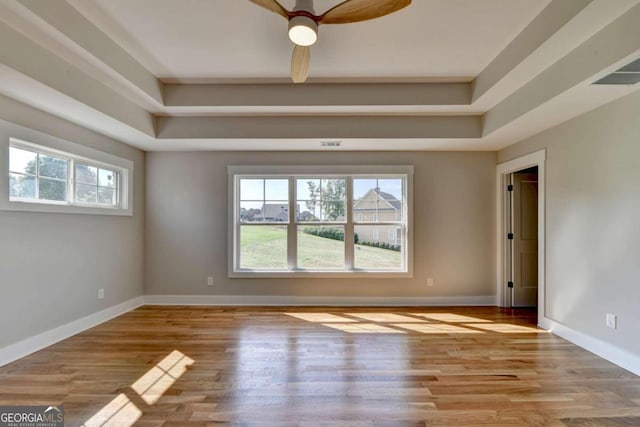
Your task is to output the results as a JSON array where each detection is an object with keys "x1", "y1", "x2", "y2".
[{"x1": 229, "y1": 166, "x2": 413, "y2": 277}]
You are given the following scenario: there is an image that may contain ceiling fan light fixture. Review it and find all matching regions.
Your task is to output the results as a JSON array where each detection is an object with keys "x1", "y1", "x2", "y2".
[{"x1": 288, "y1": 16, "x2": 318, "y2": 46}]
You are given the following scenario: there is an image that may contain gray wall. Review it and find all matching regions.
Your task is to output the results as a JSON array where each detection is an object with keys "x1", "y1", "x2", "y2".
[
  {"x1": 498, "y1": 90, "x2": 640, "y2": 357},
  {"x1": 145, "y1": 151, "x2": 496, "y2": 299},
  {"x1": 0, "y1": 96, "x2": 145, "y2": 348}
]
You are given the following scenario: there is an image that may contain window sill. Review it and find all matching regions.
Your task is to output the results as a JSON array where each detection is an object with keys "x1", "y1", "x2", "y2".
[
  {"x1": 229, "y1": 270, "x2": 413, "y2": 279},
  {"x1": 0, "y1": 199, "x2": 132, "y2": 216}
]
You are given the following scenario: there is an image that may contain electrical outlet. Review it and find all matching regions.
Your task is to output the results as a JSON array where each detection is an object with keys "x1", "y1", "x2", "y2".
[
  {"x1": 207, "y1": 277, "x2": 214, "y2": 287},
  {"x1": 606, "y1": 313, "x2": 617, "y2": 329},
  {"x1": 427, "y1": 278, "x2": 434, "y2": 287},
  {"x1": 98, "y1": 288, "x2": 104, "y2": 300}
]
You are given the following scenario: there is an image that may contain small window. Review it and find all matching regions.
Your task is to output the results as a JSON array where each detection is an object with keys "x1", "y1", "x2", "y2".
[{"x1": 4, "y1": 138, "x2": 130, "y2": 215}]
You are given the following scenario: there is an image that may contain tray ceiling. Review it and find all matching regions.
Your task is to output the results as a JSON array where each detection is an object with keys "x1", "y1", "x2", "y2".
[{"x1": 0, "y1": 0, "x2": 639, "y2": 151}]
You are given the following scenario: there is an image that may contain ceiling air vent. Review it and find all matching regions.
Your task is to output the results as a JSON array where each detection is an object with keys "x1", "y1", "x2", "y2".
[
  {"x1": 593, "y1": 57, "x2": 640, "y2": 85},
  {"x1": 320, "y1": 141, "x2": 342, "y2": 147}
]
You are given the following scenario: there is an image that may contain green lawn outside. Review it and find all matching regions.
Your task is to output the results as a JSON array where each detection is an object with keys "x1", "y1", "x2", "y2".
[
  {"x1": 297, "y1": 227, "x2": 344, "y2": 269},
  {"x1": 354, "y1": 242, "x2": 402, "y2": 269},
  {"x1": 240, "y1": 226, "x2": 401, "y2": 269},
  {"x1": 240, "y1": 225, "x2": 287, "y2": 268}
]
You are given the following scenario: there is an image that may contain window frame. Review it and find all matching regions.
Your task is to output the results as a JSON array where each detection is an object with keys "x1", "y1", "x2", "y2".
[
  {"x1": 228, "y1": 165, "x2": 413, "y2": 278},
  {"x1": 1, "y1": 136, "x2": 133, "y2": 216}
]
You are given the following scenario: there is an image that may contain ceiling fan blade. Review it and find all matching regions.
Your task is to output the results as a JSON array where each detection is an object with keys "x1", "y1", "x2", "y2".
[
  {"x1": 320, "y1": 0, "x2": 411, "y2": 25},
  {"x1": 248, "y1": 0, "x2": 290, "y2": 19},
  {"x1": 291, "y1": 45, "x2": 311, "y2": 83}
]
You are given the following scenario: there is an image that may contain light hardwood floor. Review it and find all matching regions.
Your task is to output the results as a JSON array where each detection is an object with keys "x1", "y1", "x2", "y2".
[{"x1": 1, "y1": 306, "x2": 639, "y2": 426}]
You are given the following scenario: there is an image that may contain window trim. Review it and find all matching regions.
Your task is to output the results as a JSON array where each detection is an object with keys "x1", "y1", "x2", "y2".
[
  {"x1": 228, "y1": 165, "x2": 413, "y2": 278},
  {"x1": 1, "y1": 135, "x2": 133, "y2": 216}
]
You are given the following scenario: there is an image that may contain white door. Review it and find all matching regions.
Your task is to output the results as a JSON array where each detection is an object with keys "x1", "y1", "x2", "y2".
[{"x1": 512, "y1": 170, "x2": 538, "y2": 307}]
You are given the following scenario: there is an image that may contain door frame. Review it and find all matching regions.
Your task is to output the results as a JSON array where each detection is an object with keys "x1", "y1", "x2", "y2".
[{"x1": 496, "y1": 150, "x2": 546, "y2": 323}]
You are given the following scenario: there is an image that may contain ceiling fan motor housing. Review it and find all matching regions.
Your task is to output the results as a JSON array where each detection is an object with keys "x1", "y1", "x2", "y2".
[{"x1": 288, "y1": 15, "x2": 318, "y2": 46}]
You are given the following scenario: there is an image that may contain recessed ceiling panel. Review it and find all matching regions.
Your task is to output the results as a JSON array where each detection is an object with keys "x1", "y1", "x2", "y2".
[
  {"x1": 617, "y1": 57, "x2": 640, "y2": 72},
  {"x1": 68, "y1": 0, "x2": 550, "y2": 82},
  {"x1": 593, "y1": 73, "x2": 640, "y2": 85}
]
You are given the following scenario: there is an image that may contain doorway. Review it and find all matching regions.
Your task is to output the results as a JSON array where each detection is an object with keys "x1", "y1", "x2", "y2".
[
  {"x1": 509, "y1": 167, "x2": 538, "y2": 307},
  {"x1": 496, "y1": 150, "x2": 546, "y2": 325}
]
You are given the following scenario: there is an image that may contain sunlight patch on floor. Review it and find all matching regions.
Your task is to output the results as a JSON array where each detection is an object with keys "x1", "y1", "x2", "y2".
[
  {"x1": 465, "y1": 323, "x2": 544, "y2": 333},
  {"x1": 285, "y1": 313, "x2": 358, "y2": 323},
  {"x1": 284, "y1": 311, "x2": 540, "y2": 335},
  {"x1": 321, "y1": 323, "x2": 406, "y2": 334},
  {"x1": 411, "y1": 313, "x2": 492, "y2": 323},
  {"x1": 83, "y1": 350, "x2": 194, "y2": 426},
  {"x1": 82, "y1": 393, "x2": 141, "y2": 427},
  {"x1": 393, "y1": 323, "x2": 484, "y2": 334},
  {"x1": 132, "y1": 350, "x2": 194, "y2": 404},
  {"x1": 345, "y1": 313, "x2": 426, "y2": 323}
]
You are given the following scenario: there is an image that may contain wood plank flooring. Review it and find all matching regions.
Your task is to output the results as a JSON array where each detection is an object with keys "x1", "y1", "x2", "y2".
[{"x1": 1, "y1": 306, "x2": 639, "y2": 426}]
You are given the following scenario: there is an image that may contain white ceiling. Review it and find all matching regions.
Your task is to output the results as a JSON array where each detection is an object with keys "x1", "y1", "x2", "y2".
[{"x1": 69, "y1": 0, "x2": 550, "y2": 82}]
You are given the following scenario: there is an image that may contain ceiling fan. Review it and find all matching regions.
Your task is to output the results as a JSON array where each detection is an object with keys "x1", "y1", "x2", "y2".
[{"x1": 249, "y1": 0, "x2": 412, "y2": 83}]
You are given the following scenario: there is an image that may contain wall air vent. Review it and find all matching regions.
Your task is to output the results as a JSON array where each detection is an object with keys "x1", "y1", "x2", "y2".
[
  {"x1": 593, "y1": 57, "x2": 640, "y2": 85},
  {"x1": 320, "y1": 141, "x2": 342, "y2": 147}
]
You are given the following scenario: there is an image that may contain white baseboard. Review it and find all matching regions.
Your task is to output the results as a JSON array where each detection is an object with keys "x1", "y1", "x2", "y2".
[
  {"x1": 540, "y1": 316, "x2": 640, "y2": 376},
  {"x1": 143, "y1": 294, "x2": 496, "y2": 306},
  {"x1": 0, "y1": 296, "x2": 144, "y2": 368}
]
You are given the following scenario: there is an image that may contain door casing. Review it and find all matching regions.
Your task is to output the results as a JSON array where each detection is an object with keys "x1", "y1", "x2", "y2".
[{"x1": 496, "y1": 150, "x2": 546, "y2": 323}]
